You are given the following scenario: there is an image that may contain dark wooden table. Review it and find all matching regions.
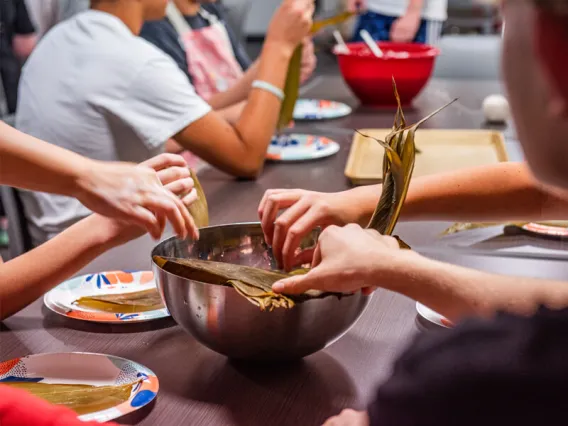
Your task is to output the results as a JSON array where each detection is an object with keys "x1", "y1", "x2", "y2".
[{"x1": 2, "y1": 77, "x2": 566, "y2": 426}]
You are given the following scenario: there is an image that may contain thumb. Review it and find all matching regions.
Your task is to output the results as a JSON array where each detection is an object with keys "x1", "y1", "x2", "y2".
[{"x1": 272, "y1": 272, "x2": 317, "y2": 295}]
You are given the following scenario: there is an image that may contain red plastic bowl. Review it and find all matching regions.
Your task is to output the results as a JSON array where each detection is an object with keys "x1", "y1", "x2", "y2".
[{"x1": 334, "y1": 42, "x2": 440, "y2": 107}]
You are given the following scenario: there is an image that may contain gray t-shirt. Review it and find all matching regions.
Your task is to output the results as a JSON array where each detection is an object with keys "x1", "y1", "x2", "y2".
[{"x1": 16, "y1": 10, "x2": 211, "y2": 244}]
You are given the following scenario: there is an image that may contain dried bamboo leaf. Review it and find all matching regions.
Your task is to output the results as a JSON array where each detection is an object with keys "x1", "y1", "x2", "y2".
[
  {"x1": 188, "y1": 169, "x2": 209, "y2": 229},
  {"x1": 277, "y1": 11, "x2": 356, "y2": 132},
  {"x1": 277, "y1": 45, "x2": 303, "y2": 131},
  {"x1": 311, "y1": 11, "x2": 355, "y2": 34},
  {"x1": 5, "y1": 381, "x2": 139, "y2": 415},
  {"x1": 442, "y1": 220, "x2": 568, "y2": 236},
  {"x1": 394, "y1": 236, "x2": 411, "y2": 249},
  {"x1": 364, "y1": 81, "x2": 457, "y2": 245},
  {"x1": 73, "y1": 289, "x2": 164, "y2": 313},
  {"x1": 382, "y1": 80, "x2": 406, "y2": 178},
  {"x1": 153, "y1": 256, "x2": 342, "y2": 311}
]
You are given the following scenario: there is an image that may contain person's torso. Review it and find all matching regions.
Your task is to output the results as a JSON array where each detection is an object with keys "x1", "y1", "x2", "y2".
[
  {"x1": 15, "y1": 10, "x2": 167, "y2": 241},
  {"x1": 17, "y1": 9, "x2": 167, "y2": 163},
  {"x1": 140, "y1": 4, "x2": 251, "y2": 84},
  {"x1": 367, "y1": 0, "x2": 448, "y2": 21}
]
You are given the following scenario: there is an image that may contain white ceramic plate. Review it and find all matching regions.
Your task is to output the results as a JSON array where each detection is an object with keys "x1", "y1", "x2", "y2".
[
  {"x1": 0, "y1": 352, "x2": 159, "y2": 423},
  {"x1": 266, "y1": 134, "x2": 340, "y2": 162},
  {"x1": 44, "y1": 271, "x2": 169, "y2": 324},
  {"x1": 416, "y1": 302, "x2": 453, "y2": 329},
  {"x1": 293, "y1": 99, "x2": 352, "y2": 121}
]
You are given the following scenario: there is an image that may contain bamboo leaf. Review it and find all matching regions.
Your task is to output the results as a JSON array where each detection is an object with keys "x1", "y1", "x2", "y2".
[
  {"x1": 188, "y1": 168, "x2": 209, "y2": 228},
  {"x1": 278, "y1": 11, "x2": 357, "y2": 132},
  {"x1": 363, "y1": 81, "x2": 457, "y2": 247},
  {"x1": 311, "y1": 11, "x2": 355, "y2": 34},
  {"x1": 277, "y1": 45, "x2": 303, "y2": 131}
]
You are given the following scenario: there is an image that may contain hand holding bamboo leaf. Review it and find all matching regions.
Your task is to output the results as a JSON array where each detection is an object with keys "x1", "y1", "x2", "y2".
[
  {"x1": 364, "y1": 79, "x2": 457, "y2": 246},
  {"x1": 277, "y1": 10, "x2": 356, "y2": 131}
]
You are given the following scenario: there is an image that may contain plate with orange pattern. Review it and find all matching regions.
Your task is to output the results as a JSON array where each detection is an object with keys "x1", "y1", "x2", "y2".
[
  {"x1": 44, "y1": 271, "x2": 169, "y2": 324},
  {"x1": 416, "y1": 302, "x2": 454, "y2": 329},
  {"x1": 293, "y1": 99, "x2": 352, "y2": 121},
  {"x1": 266, "y1": 134, "x2": 340, "y2": 162},
  {"x1": 0, "y1": 352, "x2": 159, "y2": 422}
]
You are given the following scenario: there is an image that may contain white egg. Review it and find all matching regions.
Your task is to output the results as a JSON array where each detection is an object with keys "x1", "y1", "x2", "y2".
[{"x1": 482, "y1": 94, "x2": 510, "y2": 123}]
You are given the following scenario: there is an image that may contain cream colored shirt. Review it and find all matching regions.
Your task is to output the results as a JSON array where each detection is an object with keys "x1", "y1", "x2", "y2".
[{"x1": 367, "y1": 0, "x2": 448, "y2": 21}]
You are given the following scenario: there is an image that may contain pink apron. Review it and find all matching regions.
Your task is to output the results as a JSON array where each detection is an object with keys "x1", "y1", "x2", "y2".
[{"x1": 166, "y1": 4, "x2": 244, "y2": 171}]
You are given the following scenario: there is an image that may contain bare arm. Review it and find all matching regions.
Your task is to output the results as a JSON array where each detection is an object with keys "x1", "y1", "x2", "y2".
[
  {"x1": 173, "y1": 42, "x2": 294, "y2": 178},
  {"x1": 207, "y1": 37, "x2": 316, "y2": 112},
  {"x1": 173, "y1": 0, "x2": 314, "y2": 178},
  {"x1": 385, "y1": 250, "x2": 568, "y2": 322},
  {"x1": 351, "y1": 162, "x2": 568, "y2": 225},
  {"x1": 0, "y1": 124, "x2": 197, "y2": 240},
  {"x1": 259, "y1": 162, "x2": 568, "y2": 270},
  {"x1": 0, "y1": 122, "x2": 92, "y2": 196},
  {"x1": 12, "y1": 34, "x2": 37, "y2": 60},
  {"x1": 271, "y1": 224, "x2": 568, "y2": 323},
  {"x1": 406, "y1": 0, "x2": 424, "y2": 14},
  {"x1": 0, "y1": 215, "x2": 129, "y2": 320},
  {"x1": 207, "y1": 62, "x2": 259, "y2": 110},
  {"x1": 0, "y1": 153, "x2": 196, "y2": 321},
  {"x1": 390, "y1": 0, "x2": 425, "y2": 42}
]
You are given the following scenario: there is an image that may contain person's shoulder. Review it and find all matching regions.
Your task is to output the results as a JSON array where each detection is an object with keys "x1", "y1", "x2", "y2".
[
  {"x1": 134, "y1": 35, "x2": 186, "y2": 72},
  {"x1": 203, "y1": 3, "x2": 224, "y2": 19},
  {"x1": 140, "y1": 18, "x2": 178, "y2": 43},
  {"x1": 368, "y1": 307, "x2": 568, "y2": 426}
]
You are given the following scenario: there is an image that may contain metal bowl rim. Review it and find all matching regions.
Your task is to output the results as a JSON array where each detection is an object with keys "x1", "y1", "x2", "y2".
[{"x1": 152, "y1": 221, "x2": 293, "y2": 295}]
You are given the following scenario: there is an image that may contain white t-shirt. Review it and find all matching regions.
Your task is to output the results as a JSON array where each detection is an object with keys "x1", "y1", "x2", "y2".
[
  {"x1": 367, "y1": 0, "x2": 448, "y2": 22},
  {"x1": 16, "y1": 10, "x2": 211, "y2": 244}
]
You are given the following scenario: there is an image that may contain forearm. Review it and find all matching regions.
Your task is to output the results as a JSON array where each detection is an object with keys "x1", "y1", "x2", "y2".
[
  {"x1": 352, "y1": 162, "x2": 568, "y2": 225},
  {"x1": 174, "y1": 42, "x2": 292, "y2": 178},
  {"x1": 387, "y1": 251, "x2": 568, "y2": 322},
  {"x1": 12, "y1": 34, "x2": 37, "y2": 60},
  {"x1": 0, "y1": 122, "x2": 90, "y2": 196},
  {"x1": 218, "y1": 101, "x2": 246, "y2": 125},
  {"x1": 231, "y1": 42, "x2": 293, "y2": 172},
  {"x1": 165, "y1": 138, "x2": 184, "y2": 154},
  {"x1": 208, "y1": 62, "x2": 260, "y2": 110},
  {"x1": 0, "y1": 215, "x2": 121, "y2": 320},
  {"x1": 405, "y1": 0, "x2": 424, "y2": 15}
]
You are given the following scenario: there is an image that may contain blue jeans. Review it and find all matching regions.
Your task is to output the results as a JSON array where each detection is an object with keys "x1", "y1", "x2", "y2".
[{"x1": 352, "y1": 11, "x2": 442, "y2": 44}]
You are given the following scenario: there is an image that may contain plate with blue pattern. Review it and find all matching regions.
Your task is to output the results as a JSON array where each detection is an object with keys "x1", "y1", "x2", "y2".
[
  {"x1": 0, "y1": 352, "x2": 159, "y2": 422},
  {"x1": 267, "y1": 134, "x2": 340, "y2": 162},
  {"x1": 293, "y1": 99, "x2": 352, "y2": 121},
  {"x1": 44, "y1": 271, "x2": 169, "y2": 324}
]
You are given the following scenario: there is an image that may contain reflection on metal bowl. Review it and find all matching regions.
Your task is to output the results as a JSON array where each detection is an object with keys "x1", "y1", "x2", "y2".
[{"x1": 151, "y1": 223, "x2": 371, "y2": 361}]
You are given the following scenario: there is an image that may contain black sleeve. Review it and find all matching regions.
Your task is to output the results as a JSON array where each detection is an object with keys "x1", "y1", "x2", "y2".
[
  {"x1": 14, "y1": 0, "x2": 36, "y2": 35},
  {"x1": 207, "y1": 4, "x2": 252, "y2": 71},
  {"x1": 368, "y1": 307, "x2": 568, "y2": 426},
  {"x1": 139, "y1": 20, "x2": 193, "y2": 84}
]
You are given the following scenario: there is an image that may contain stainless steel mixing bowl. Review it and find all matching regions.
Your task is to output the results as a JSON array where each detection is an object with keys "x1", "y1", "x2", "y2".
[{"x1": 151, "y1": 223, "x2": 371, "y2": 361}]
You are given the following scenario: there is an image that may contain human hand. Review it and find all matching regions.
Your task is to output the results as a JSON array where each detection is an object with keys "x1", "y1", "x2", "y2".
[
  {"x1": 300, "y1": 37, "x2": 317, "y2": 83},
  {"x1": 258, "y1": 189, "x2": 366, "y2": 271},
  {"x1": 346, "y1": 0, "x2": 366, "y2": 13},
  {"x1": 390, "y1": 12, "x2": 421, "y2": 42},
  {"x1": 322, "y1": 409, "x2": 370, "y2": 426},
  {"x1": 265, "y1": 0, "x2": 315, "y2": 53},
  {"x1": 95, "y1": 154, "x2": 199, "y2": 246},
  {"x1": 272, "y1": 224, "x2": 404, "y2": 295},
  {"x1": 75, "y1": 154, "x2": 198, "y2": 241}
]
